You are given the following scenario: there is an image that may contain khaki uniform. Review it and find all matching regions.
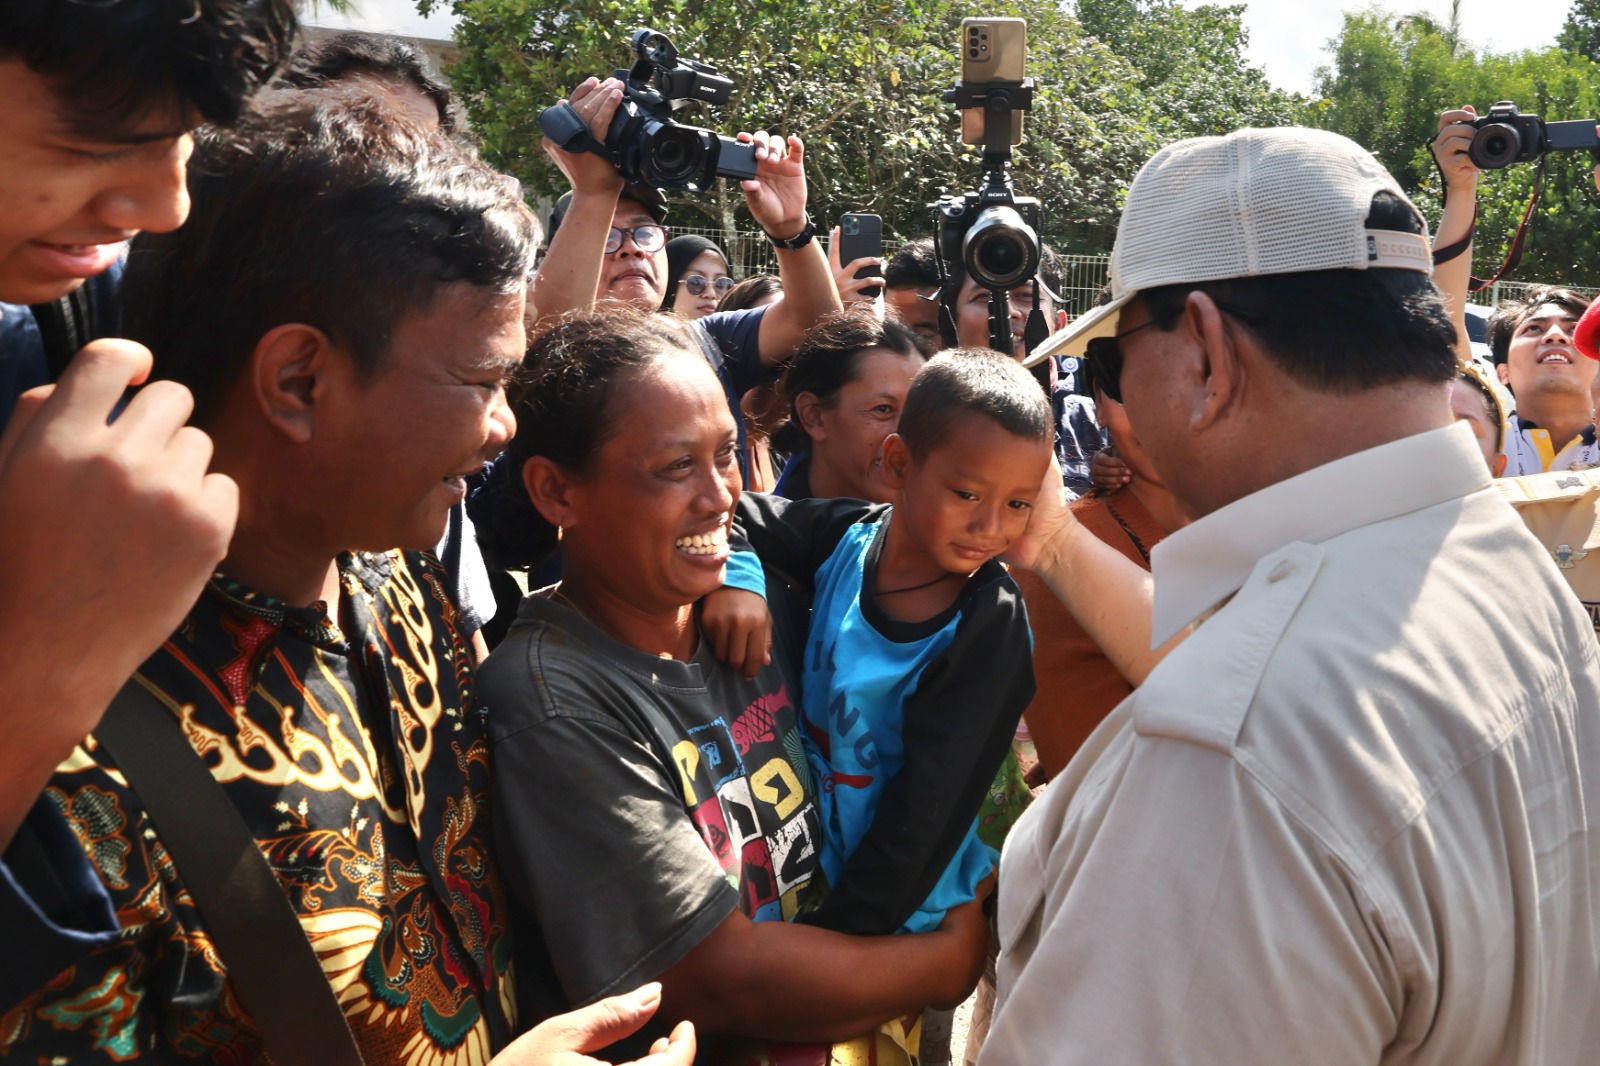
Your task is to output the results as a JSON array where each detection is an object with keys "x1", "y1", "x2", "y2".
[{"x1": 1496, "y1": 468, "x2": 1600, "y2": 635}]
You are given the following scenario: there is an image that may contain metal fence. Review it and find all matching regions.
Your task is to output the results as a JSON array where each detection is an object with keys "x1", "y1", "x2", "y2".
[{"x1": 676, "y1": 226, "x2": 1594, "y2": 318}]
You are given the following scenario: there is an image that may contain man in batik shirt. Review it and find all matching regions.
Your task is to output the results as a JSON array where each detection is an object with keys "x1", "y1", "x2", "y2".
[{"x1": 1, "y1": 89, "x2": 533, "y2": 1063}]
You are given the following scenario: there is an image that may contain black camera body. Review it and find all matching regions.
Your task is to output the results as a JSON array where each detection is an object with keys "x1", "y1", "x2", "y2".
[
  {"x1": 935, "y1": 187, "x2": 1041, "y2": 291},
  {"x1": 1468, "y1": 101, "x2": 1600, "y2": 170},
  {"x1": 540, "y1": 29, "x2": 758, "y2": 192}
]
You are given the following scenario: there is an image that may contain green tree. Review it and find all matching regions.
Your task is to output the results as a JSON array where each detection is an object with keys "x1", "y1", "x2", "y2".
[
  {"x1": 1561, "y1": 0, "x2": 1600, "y2": 62},
  {"x1": 424, "y1": 0, "x2": 1298, "y2": 255},
  {"x1": 1307, "y1": 6, "x2": 1600, "y2": 286}
]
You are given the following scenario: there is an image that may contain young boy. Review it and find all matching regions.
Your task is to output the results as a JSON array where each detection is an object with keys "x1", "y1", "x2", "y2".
[{"x1": 738, "y1": 348, "x2": 1052, "y2": 936}]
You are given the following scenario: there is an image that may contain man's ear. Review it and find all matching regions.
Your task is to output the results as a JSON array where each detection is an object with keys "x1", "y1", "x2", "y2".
[
  {"x1": 879, "y1": 432, "x2": 912, "y2": 490},
  {"x1": 250, "y1": 323, "x2": 335, "y2": 445},
  {"x1": 794, "y1": 391, "x2": 828, "y2": 439},
  {"x1": 1183, "y1": 292, "x2": 1244, "y2": 433},
  {"x1": 522, "y1": 455, "x2": 581, "y2": 530},
  {"x1": 1054, "y1": 308, "x2": 1068, "y2": 331},
  {"x1": 1496, "y1": 362, "x2": 1511, "y2": 387}
]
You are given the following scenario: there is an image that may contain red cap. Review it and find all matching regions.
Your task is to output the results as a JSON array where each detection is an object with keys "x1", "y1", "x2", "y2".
[{"x1": 1575, "y1": 298, "x2": 1600, "y2": 360}]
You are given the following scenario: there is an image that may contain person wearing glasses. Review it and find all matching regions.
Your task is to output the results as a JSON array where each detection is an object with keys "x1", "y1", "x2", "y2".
[
  {"x1": 530, "y1": 75, "x2": 842, "y2": 490},
  {"x1": 984, "y1": 126, "x2": 1600, "y2": 1066},
  {"x1": 661, "y1": 234, "x2": 735, "y2": 321}
]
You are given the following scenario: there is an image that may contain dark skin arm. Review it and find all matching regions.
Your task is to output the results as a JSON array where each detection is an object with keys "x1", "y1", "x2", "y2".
[{"x1": 654, "y1": 881, "x2": 991, "y2": 1044}]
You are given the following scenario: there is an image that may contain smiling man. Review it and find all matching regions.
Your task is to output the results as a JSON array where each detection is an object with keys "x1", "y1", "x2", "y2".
[
  {"x1": 983, "y1": 126, "x2": 1600, "y2": 1066},
  {"x1": 1488, "y1": 286, "x2": 1598, "y2": 474},
  {"x1": 1, "y1": 88, "x2": 540, "y2": 1062}
]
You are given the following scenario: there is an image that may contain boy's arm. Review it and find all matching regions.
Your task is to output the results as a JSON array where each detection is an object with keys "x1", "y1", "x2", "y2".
[
  {"x1": 733, "y1": 493, "x2": 880, "y2": 589},
  {"x1": 799, "y1": 577, "x2": 1035, "y2": 936}
]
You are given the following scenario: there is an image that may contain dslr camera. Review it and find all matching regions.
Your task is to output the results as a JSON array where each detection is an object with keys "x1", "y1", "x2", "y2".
[
  {"x1": 1466, "y1": 101, "x2": 1600, "y2": 170},
  {"x1": 935, "y1": 188, "x2": 1041, "y2": 291},
  {"x1": 540, "y1": 29, "x2": 757, "y2": 192}
]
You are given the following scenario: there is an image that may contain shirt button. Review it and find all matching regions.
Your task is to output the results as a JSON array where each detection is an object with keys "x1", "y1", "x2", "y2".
[{"x1": 1268, "y1": 559, "x2": 1294, "y2": 583}]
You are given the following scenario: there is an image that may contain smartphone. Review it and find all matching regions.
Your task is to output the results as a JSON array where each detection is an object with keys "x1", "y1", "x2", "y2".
[
  {"x1": 960, "y1": 17, "x2": 1026, "y2": 148},
  {"x1": 838, "y1": 213, "x2": 883, "y2": 299}
]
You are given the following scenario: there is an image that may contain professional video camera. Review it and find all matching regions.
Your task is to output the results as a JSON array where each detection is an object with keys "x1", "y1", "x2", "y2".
[
  {"x1": 538, "y1": 29, "x2": 757, "y2": 193},
  {"x1": 1467, "y1": 101, "x2": 1600, "y2": 170},
  {"x1": 930, "y1": 18, "x2": 1048, "y2": 370}
]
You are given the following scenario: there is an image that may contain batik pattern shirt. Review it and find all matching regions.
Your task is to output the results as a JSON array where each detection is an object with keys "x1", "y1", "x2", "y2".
[{"x1": 0, "y1": 551, "x2": 512, "y2": 1065}]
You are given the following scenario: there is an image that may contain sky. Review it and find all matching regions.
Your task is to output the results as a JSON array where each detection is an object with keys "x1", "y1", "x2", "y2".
[{"x1": 308, "y1": 0, "x2": 1582, "y2": 96}]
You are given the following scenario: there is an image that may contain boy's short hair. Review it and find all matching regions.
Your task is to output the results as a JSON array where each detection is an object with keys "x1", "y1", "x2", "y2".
[
  {"x1": 897, "y1": 348, "x2": 1052, "y2": 458},
  {"x1": 123, "y1": 88, "x2": 536, "y2": 422},
  {"x1": 0, "y1": 0, "x2": 298, "y2": 132}
]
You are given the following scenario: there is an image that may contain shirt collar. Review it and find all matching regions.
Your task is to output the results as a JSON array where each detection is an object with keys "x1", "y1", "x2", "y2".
[{"x1": 1149, "y1": 422, "x2": 1490, "y2": 645}]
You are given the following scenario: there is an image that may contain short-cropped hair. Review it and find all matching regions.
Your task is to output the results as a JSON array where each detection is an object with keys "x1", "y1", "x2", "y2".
[
  {"x1": 885, "y1": 238, "x2": 941, "y2": 290},
  {"x1": 896, "y1": 348, "x2": 1052, "y2": 458},
  {"x1": 123, "y1": 88, "x2": 536, "y2": 422},
  {"x1": 0, "y1": 0, "x2": 297, "y2": 133}
]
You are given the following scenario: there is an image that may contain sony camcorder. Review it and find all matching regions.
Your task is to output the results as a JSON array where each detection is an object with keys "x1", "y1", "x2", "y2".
[{"x1": 539, "y1": 29, "x2": 758, "y2": 192}]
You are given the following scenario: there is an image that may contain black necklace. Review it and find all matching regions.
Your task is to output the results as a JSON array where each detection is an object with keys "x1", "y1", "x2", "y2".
[{"x1": 876, "y1": 571, "x2": 960, "y2": 596}]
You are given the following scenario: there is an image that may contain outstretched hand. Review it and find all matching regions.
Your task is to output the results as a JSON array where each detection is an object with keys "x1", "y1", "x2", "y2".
[
  {"x1": 490, "y1": 984, "x2": 695, "y2": 1066},
  {"x1": 739, "y1": 132, "x2": 809, "y2": 239}
]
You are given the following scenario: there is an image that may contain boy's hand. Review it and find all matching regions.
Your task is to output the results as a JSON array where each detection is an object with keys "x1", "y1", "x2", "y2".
[
  {"x1": 1089, "y1": 448, "x2": 1130, "y2": 493},
  {"x1": 699, "y1": 587, "x2": 772, "y2": 680},
  {"x1": 489, "y1": 984, "x2": 696, "y2": 1066}
]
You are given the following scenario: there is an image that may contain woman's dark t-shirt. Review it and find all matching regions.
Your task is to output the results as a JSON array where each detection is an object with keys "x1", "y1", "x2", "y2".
[{"x1": 477, "y1": 592, "x2": 824, "y2": 1050}]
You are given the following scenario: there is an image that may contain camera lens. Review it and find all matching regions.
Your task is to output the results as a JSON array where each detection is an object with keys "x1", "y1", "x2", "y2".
[
  {"x1": 964, "y1": 205, "x2": 1040, "y2": 289},
  {"x1": 642, "y1": 121, "x2": 708, "y2": 187},
  {"x1": 1469, "y1": 122, "x2": 1523, "y2": 169}
]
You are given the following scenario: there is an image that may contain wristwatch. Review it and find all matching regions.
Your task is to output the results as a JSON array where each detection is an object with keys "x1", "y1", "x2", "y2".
[{"x1": 766, "y1": 218, "x2": 817, "y2": 250}]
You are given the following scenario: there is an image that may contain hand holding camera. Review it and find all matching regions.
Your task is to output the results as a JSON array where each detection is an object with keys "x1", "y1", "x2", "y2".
[{"x1": 542, "y1": 76, "x2": 628, "y2": 199}]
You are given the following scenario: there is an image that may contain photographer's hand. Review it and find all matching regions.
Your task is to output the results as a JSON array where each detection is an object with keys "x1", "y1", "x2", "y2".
[
  {"x1": 543, "y1": 78, "x2": 627, "y2": 199},
  {"x1": 1432, "y1": 107, "x2": 1479, "y2": 194},
  {"x1": 740, "y1": 133, "x2": 843, "y2": 365},
  {"x1": 828, "y1": 226, "x2": 885, "y2": 311},
  {"x1": 1433, "y1": 106, "x2": 1480, "y2": 365},
  {"x1": 740, "y1": 131, "x2": 808, "y2": 239},
  {"x1": 530, "y1": 78, "x2": 629, "y2": 328}
]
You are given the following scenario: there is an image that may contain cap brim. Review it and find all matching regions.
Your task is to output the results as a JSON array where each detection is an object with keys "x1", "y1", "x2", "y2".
[{"x1": 1022, "y1": 293, "x2": 1132, "y2": 369}]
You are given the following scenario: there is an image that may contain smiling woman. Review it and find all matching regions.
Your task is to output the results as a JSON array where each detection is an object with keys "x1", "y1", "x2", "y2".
[{"x1": 477, "y1": 307, "x2": 988, "y2": 1063}]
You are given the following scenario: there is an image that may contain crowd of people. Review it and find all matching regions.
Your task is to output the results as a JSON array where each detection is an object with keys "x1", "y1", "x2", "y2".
[{"x1": 1, "y1": 3, "x2": 1598, "y2": 1065}]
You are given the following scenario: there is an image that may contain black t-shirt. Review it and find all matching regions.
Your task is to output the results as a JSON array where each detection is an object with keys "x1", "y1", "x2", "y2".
[{"x1": 477, "y1": 593, "x2": 823, "y2": 1049}]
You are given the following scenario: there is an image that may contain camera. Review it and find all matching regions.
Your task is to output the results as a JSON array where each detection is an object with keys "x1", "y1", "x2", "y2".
[
  {"x1": 539, "y1": 29, "x2": 758, "y2": 192},
  {"x1": 1467, "y1": 101, "x2": 1600, "y2": 170},
  {"x1": 935, "y1": 192, "x2": 1041, "y2": 290}
]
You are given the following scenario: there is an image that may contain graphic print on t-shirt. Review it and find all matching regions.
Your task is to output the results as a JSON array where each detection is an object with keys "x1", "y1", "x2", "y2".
[{"x1": 681, "y1": 682, "x2": 821, "y2": 922}]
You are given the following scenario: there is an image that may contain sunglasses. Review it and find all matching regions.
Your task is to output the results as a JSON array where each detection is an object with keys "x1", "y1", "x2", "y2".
[
  {"x1": 682, "y1": 274, "x2": 736, "y2": 298},
  {"x1": 605, "y1": 224, "x2": 668, "y2": 254},
  {"x1": 1085, "y1": 300, "x2": 1262, "y2": 404}
]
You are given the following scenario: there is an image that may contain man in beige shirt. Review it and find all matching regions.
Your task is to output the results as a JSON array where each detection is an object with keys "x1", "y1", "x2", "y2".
[{"x1": 986, "y1": 128, "x2": 1600, "y2": 1064}]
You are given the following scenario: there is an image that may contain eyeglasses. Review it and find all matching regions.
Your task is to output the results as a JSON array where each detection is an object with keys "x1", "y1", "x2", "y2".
[
  {"x1": 682, "y1": 274, "x2": 735, "y2": 298},
  {"x1": 605, "y1": 224, "x2": 668, "y2": 254},
  {"x1": 1085, "y1": 300, "x2": 1262, "y2": 405}
]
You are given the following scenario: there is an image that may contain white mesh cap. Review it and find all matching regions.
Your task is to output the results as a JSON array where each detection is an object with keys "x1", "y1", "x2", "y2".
[{"x1": 1027, "y1": 126, "x2": 1432, "y2": 366}]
